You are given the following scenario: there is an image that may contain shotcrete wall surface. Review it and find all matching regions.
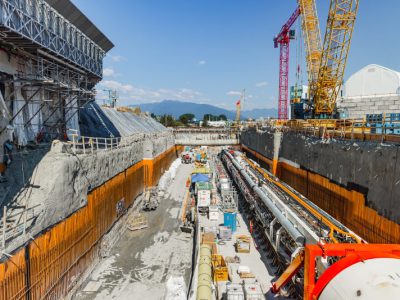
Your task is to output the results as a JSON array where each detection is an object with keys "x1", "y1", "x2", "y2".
[
  {"x1": 5, "y1": 106, "x2": 175, "y2": 254},
  {"x1": 240, "y1": 129, "x2": 274, "y2": 159},
  {"x1": 280, "y1": 132, "x2": 400, "y2": 223},
  {"x1": 0, "y1": 106, "x2": 181, "y2": 299},
  {"x1": 240, "y1": 129, "x2": 400, "y2": 224}
]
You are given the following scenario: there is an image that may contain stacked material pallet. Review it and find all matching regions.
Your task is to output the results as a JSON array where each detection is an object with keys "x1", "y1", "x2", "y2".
[{"x1": 235, "y1": 235, "x2": 251, "y2": 253}]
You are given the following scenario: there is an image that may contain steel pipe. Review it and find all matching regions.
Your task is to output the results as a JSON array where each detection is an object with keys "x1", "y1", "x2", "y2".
[{"x1": 224, "y1": 150, "x2": 305, "y2": 245}]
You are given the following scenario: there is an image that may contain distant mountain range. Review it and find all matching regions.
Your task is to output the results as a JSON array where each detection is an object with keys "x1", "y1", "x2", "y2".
[{"x1": 135, "y1": 100, "x2": 277, "y2": 120}]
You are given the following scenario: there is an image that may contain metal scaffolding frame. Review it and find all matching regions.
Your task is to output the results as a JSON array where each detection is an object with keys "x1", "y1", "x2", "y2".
[
  {"x1": 0, "y1": 0, "x2": 106, "y2": 78},
  {"x1": 0, "y1": 53, "x2": 95, "y2": 140}
]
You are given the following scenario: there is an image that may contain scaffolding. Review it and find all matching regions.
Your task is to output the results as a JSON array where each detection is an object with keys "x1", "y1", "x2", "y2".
[
  {"x1": 0, "y1": 53, "x2": 95, "y2": 144},
  {"x1": 0, "y1": 0, "x2": 107, "y2": 77}
]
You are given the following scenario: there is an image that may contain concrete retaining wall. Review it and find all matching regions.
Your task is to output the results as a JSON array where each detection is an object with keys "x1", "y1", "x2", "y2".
[
  {"x1": 0, "y1": 143, "x2": 182, "y2": 300},
  {"x1": 240, "y1": 129, "x2": 400, "y2": 242},
  {"x1": 337, "y1": 95, "x2": 400, "y2": 119}
]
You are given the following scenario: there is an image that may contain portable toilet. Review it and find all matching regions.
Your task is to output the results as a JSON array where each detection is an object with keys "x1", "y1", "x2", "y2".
[{"x1": 223, "y1": 210, "x2": 237, "y2": 233}]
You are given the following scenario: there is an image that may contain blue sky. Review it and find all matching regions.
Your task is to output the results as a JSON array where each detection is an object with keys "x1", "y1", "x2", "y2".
[{"x1": 73, "y1": 0, "x2": 400, "y2": 110}]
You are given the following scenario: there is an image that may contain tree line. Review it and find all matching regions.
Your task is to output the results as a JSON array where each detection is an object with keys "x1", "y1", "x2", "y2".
[{"x1": 151, "y1": 113, "x2": 227, "y2": 127}]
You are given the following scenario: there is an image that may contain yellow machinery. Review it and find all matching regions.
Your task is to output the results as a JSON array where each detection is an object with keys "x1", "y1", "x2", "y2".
[
  {"x1": 297, "y1": 0, "x2": 322, "y2": 99},
  {"x1": 298, "y1": 0, "x2": 360, "y2": 117}
]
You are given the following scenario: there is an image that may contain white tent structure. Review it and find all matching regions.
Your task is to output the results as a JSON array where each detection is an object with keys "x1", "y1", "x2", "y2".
[
  {"x1": 337, "y1": 64, "x2": 400, "y2": 119},
  {"x1": 344, "y1": 64, "x2": 400, "y2": 97}
]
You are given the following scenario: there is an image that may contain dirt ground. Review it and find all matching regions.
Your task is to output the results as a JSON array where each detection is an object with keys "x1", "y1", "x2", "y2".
[{"x1": 74, "y1": 163, "x2": 193, "y2": 300}]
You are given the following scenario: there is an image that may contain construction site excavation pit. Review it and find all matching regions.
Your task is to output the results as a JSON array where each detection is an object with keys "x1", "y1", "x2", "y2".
[
  {"x1": 73, "y1": 159, "x2": 194, "y2": 300},
  {"x1": 73, "y1": 145, "x2": 288, "y2": 300}
]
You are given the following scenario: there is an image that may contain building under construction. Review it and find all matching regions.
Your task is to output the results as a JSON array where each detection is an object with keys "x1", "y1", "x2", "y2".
[{"x1": 0, "y1": 0, "x2": 399, "y2": 300}]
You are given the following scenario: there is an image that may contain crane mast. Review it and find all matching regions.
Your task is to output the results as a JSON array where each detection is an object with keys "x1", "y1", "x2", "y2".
[
  {"x1": 298, "y1": 0, "x2": 359, "y2": 117},
  {"x1": 314, "y1": 0, "x2": 359, "y2": 116},
  {"x1": 297, "y1": 0, "x2": 322, "y2": 106},
  {"x1": 235, "y1": 89, "x2": 245, "y2": 126},
  {"x1": 274, "y1": 7, "x2": 300, "y2": 120}
]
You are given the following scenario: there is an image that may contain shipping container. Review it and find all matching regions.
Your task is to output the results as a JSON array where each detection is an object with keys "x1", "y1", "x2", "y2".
[{"x1": 224, "y1": 211, "x2": 237, "y2": 232}]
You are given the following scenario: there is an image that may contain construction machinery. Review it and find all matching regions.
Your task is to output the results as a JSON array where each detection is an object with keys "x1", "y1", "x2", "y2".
[
  {"x1": 301, "y1": 0, "x2": 359, "y2": 117},
  {"x1": 274, "y1": 7, "x2": 301, "y2": 120},
  {"x1": 272, "y1": 243, "x2": 400, "y2": 300},
  {"x1": 313, "y1": 0, "x2": 359, "y2": 117},
  {"x1": 221, "y1": 149, "x2": 400, "y2": 298},
  {"x1": 181, "y1": 152, "x2": 193, "y2": 164},
  {"x1": 235, "y1": 89, "x2": 245, "y2": 127},
  {"x1": 298, "y1": 0, "x2": 322, "y2": 109},
  {"x1": 277, "y1": 0, "x2": 360, "y2": 118}
]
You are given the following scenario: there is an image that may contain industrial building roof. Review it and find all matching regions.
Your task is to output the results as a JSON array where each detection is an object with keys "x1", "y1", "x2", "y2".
[
  {"x1": 44, "y1": 0, "x2": 114, "y2": 52},
  {"x1": 344, "y1": 64, "x2": 400, "y2": 97}
]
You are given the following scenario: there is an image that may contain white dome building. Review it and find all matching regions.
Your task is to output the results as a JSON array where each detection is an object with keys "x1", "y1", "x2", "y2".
[{"x1": 337, "y1": 64, "x2": 400, "y2": 119}]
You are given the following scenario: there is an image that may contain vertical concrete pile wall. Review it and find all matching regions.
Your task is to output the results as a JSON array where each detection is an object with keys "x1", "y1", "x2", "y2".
[
  {"x1": 0, "y1": 104, "x2": 182, "y2": 300},
  {"x1": 240, "y1": 129, "x2": 400, "y2": 243}
]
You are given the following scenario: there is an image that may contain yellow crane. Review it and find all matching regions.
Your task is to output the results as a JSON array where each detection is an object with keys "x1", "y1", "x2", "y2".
[{"x1": 298, "y1": 0, "x2": 360, "y2": 117}]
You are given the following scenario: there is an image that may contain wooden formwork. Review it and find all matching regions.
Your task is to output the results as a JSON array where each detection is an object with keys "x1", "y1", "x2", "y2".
[{"x1": 0, "y1": 145, "x2": 182, "y2": 300}]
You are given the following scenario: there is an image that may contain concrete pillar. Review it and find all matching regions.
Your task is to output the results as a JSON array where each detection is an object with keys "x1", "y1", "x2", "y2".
[
  {"x1": 272, "y1": 130, "x2": 282, "y2": 176},
  {"x1": 143, "y1": 137, "x2": 154, "y2": 160},
  {"x1": 142, "y1": 137, "x2": 154, "y2": 188}
]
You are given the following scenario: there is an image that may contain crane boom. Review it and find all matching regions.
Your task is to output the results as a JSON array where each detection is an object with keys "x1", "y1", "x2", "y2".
[
  {"x1": 297, "y1": 0, "x2": 322, "y2": 103},
  {"x1": 314, "y1": 0, "x2": 359, "y2": 116},
  {"x1": 298, "y1": 0, "x2": 359, "y2": 117}
]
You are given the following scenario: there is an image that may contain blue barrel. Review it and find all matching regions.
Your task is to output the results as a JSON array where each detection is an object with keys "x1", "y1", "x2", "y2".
[{"x1": 224, "y1": 211, "x2": 237, "y2": 232}]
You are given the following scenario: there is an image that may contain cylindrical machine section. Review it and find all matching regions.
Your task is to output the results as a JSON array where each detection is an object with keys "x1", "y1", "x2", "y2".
[
  {"x1": 224, "y1": 150, "x2": 305, "y2": 245},
  {"x1": 319, "y1": 258, "x2": 400, "y2": 300},
  {"x1": 197, "y1": 244, "x2": 213, "y2": 300}
]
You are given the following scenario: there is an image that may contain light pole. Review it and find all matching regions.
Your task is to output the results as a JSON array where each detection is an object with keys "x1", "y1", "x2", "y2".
[{"x1": 102, "y1": 89, "x2": 118, "y2": 108}]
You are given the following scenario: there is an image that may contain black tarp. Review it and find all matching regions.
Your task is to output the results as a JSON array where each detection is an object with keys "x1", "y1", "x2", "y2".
[{"x1": 79, "y1": 101, "x2": 121, "y2": 138}]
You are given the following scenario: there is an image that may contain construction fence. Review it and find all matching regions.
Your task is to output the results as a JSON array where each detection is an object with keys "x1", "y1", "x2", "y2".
[{"x1": 0, "y1": 145, "x2": 182, "y2": 300}]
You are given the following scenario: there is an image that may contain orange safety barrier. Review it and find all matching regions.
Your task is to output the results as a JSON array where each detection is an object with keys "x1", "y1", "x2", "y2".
[
  {"x1": 0, "y1": 145, "x2": 182, "y2": 300},
  {"x1": 241, "y1": 146, "x2": 400, "y2": 244}
]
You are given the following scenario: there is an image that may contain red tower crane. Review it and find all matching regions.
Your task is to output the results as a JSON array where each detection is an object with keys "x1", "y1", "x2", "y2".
[{"x1": 274, "y1": 7, "x2": 301, "y2": 120}]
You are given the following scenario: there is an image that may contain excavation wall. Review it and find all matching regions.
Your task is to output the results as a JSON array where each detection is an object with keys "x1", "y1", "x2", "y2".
[
  {"x1": 0, "y1": 102, "x2": 181, "y2": 300},
  {"x1": 0, "y1": 145, "x2": 182, "y2": 300},
  {"x1": 241, "y1": 129, "x2": 400, "y2": 243}
]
